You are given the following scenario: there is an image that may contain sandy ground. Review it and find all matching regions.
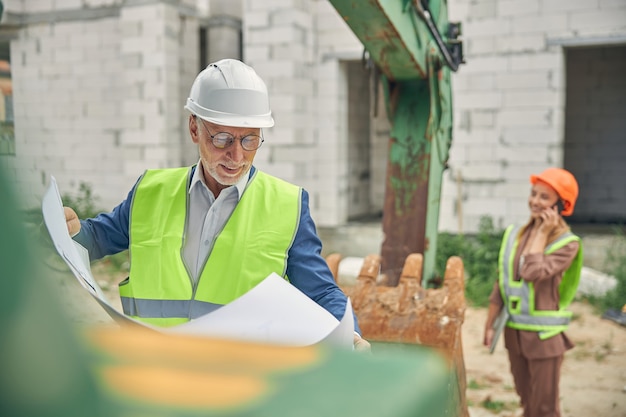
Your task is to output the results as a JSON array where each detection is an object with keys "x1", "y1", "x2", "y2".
[
  {"x1": 463, "y1": 302, "x2": 626, "y2": 417},
  {"x1": 51, "y1": 262, "x2": 626, "y2": 417}
]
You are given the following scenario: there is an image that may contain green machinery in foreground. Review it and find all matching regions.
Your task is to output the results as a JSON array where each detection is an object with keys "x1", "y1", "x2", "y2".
[{"x1": 329, "y1": 0, "x2": 464, "y2": 286}]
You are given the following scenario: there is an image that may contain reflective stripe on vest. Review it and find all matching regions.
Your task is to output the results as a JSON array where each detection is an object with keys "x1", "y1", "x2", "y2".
[
  {"x1": 498, "y1": 224, "x2": 582, "y2": 339},
  {"x1": 120, "y1": 168, "x2": 301, "y2": 327}
]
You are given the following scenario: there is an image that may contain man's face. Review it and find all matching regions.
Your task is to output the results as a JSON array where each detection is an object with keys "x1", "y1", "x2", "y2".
[{"x1": 190, "y1": 117, "x2": 260, "y2": 195}]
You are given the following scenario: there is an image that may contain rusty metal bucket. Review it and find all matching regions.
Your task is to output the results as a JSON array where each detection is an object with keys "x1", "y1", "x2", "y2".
[{"x1": 327, "y1": 253, "x2": 468, "y2": 417}]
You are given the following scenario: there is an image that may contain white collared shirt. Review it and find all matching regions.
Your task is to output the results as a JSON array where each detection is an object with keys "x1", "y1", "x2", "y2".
[{"x1": 183, "y1": 160, "x2": 249, "y2": 283}]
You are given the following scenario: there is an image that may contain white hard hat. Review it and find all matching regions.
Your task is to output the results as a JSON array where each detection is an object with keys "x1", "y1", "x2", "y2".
[{"x1": 185, "y1": 59, "x2": 274, "y2": 128}]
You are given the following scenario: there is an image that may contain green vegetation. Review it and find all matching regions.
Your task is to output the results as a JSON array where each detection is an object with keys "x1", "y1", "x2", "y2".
[
  {"x1": 436, "y1": 216, "x2": 504, "y2": 307},
  {"x1": 27, "y1": 182, "x2": 129, "y2": 275},
  {"x1": 480, "y1": 398, "x2": 517, "y2": 413},
  {"x1": 62, "y1": 181, "x2": 103, "y2": 219},
  {"x1": 595, "y1": 227, "x2": 626, "y2": 312},
  {"x1": 467, "y1": 379, "x2": 487, "y2": 390},
  {"x1": 61, "y1": 182, "x2": 129, "y2": 273}
]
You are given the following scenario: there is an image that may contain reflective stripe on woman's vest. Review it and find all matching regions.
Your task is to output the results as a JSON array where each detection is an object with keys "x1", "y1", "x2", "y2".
[
  {"x1": 498, "y1": 224, "x2": 583, "y2": 340},
  {"x1": 119, "y1": 167, "x2": 301, "y2": 327}
]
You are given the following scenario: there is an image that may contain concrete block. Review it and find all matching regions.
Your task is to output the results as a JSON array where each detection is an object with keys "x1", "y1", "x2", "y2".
[
  {"x1": 272, "y1": 78, "x2": 314, "y2": 95},
  {"x1": 570, "y1": 9, "x2": 626, "y2": 31},
  {"x1": 502, "y1": 125, "x2": 562, "y2": 146},
  {"x1": 121, "y1": 4, "x2": 161, "y2": 21},
  {"x1": 252, "y1": 60, "x2": 296, "y2": 79},
  {"x1": 84, "y1": 0, "x2": 120, "y2": 8},
  {"x1": 600, "y1": 0, "x2": 626, "y2": 7},
  {"x1": 22, "y1": 0, "x2": 54, "y2": 13},
  {"x1": 496, "y1": 144, "x2": 550, "y2": 163},
  {"x1": 273, "y1": 43, "x2": 313, "y2": 61},
  {"x1": 454, "y1": 91, "x2": 502, "y2": 109},
  {"x1": 248, "y1": 26, "x2": 306, "y2": 46},
  {"x1": 542, "y1": 0, "x2": 600, "y2": 13},
  {"x1": 464, "y1": 18, "x2": 511, "y2": 37},
  {"x1": 246, "y1": 11, "x2": 270, "y2": 28},
  {"x1": 461, "y1": 162, "x2": 503, "y2": 181},
  {"x1": 466, "y1": 142, "x2": 496, "y2": 162},
  {"x1": 56, "y1": 0, "x2": 82, "y2": 8},
  {"x1": 460, "y1": 56, "x2": 509, "y2": 74},
  {"x1": 498, "y1": 109, "x2": 552, "y2": 128},
  {"x1": 512, "y1": 13, "x2": 568, "y2": 34},
  {"x1": 40, "y1": 33, "x2": 70, "y2": 51},
  {"x1": 499, "y1": 0, "x2": 540, "y2": 16},
  {"x1": 272, "y1": 9, "x2": 313, "y2": 30},
  {"x1": 467, "y1": 37, "x2": 497, "y2": 55},
  {"x1": 51, "y1": 21, "x2": 84, "y2": 36},
  {"x1": 495, "y1": 34, "x2": 545, "y2": 53},
  {"x1": 509, "y1": 52, "x2": 562, "y2": 71},
  {"x1": 451, "y1": 128, "x2": 500, "y2": 146},
  {"x1": 448, "y1": 1, "x2": 470, "y2": 21},
  {"x1": 467, "y1": 1, "x2": 497, "y2": 20},
  {"x1": 316, "y1": 8, "x2": 350, "y2": 31},
  {"x1": 496, "y1": 71, "x2": 551, "y2": 90},
  {"x1": 244, "y1": 45, "x2": 271, "y2": 62},
  {"x1": 503, "y1": 90, "x2": 561, "y2": 108},
  {"x1": 466, "y1": 73, "x2": 496, "y2": 91},
  {"x1": 493, "y1": 181, "x2": 532, "y2": 199},
  {"x1": 121, "y1": 37, "x2": 159, "y2": 54},
  {"x1": 471, "y1": 110, "x2": 496, "y2": 128},
  {"x1": 504, "y1": 162, "x2": 549, "y2": 181},
  {"x1": 463, "y1": 197, "x2": 508, "y2": 217},
  {"x1": 317, "y1": 31, "x2": 362, "y2": 51}
]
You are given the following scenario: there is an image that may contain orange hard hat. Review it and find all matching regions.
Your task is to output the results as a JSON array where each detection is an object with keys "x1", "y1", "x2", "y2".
[{"x1": 530, "y1": 168, "x2": 579, "y2": 216}]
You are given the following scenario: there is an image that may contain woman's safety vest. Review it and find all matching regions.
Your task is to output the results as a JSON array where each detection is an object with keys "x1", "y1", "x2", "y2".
[
  {"x1": 498, "y1": 225, "x2": 583, "y2": 340},
  {"x1": 119, "y1": 167, "x2": 301, "y2": 327}
]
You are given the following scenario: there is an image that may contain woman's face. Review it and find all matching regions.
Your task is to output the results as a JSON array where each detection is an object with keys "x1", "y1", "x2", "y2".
[{"x1": 528, "y1": 180, "x2": 560, "y2": 219}]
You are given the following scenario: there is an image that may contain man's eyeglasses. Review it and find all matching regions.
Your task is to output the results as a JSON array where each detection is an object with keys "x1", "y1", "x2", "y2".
[{"x1": 199, "y1": 120, "x2": 264, "y2": 151}]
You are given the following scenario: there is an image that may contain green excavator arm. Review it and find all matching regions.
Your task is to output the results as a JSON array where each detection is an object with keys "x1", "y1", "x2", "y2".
[{"x1": 329, "y1": 0, "x2": 463, "y2": 286}]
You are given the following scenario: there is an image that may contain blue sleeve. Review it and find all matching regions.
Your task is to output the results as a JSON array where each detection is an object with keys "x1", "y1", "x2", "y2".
[
  {"x1": 73, "y1": 182, "x2": 138, "y2": 261},
  {"x1": 286, "y1": 189, "x2": 361, "y2": 334}
]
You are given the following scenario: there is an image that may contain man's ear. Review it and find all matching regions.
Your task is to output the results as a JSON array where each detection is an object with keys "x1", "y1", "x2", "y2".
[{"x1": 189, "y1": 115, "x2": 200, "y2": 144}]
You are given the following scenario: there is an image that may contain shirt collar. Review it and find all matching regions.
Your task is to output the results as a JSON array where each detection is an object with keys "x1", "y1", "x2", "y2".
[{"x1": 189, "y1": 160, "x2": 249, "y2": 200}]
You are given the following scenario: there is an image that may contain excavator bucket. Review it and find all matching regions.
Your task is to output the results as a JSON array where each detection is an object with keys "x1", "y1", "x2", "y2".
[{"x1": 327, "y1": 253, "x2": 469, "y2": 417}]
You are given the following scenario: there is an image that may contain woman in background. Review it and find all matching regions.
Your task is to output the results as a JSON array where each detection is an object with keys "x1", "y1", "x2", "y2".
[{"x1": 483, "y1": 167, "x2": 583, "y2": 417}]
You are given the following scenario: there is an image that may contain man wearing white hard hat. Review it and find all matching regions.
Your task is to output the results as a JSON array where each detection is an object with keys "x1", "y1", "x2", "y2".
[{"x1": 64, "y1": 59, "x2": 370, "y2": 351}]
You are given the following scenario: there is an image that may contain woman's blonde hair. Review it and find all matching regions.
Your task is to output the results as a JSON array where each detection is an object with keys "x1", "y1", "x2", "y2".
[{"x1": 519, "y1": 216, "x2": 570, "y2": 247}]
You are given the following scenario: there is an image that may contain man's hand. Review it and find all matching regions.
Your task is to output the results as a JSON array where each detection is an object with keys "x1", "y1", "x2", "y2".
[
  {"x1": 353, "y1": 334, "x2": 371, "y2": 352},
  {"x1": 64, "y1": 207, "x2": 81, "y2": 237}
]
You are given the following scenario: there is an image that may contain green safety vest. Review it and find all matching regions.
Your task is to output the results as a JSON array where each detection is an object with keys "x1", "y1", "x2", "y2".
[
  {"x1": 498, "y1": 224, "x2": 583, "y2": 340},
  {"x1": 119, "y1": 167, "x2": 301, "y2": 327}
]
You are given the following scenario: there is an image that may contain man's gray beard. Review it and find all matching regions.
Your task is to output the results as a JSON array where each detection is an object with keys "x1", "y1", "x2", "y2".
[{"x1": 207, "y1": 163, "x2": 250, "y2": 187}]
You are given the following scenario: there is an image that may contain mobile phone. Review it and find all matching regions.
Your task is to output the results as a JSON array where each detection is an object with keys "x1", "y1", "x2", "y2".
[{"x1": 553, "y1": 200, "x2": 564, "y2": 214}]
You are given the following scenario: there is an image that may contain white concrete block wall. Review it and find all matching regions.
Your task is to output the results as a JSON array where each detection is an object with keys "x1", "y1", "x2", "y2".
[
  {"x1": 309, "y1": 0, "x2": 365, "y2": 226},
  {"x1": 313, "y1": 58, "x2": 347, "y2": 225},
  {"x1": 5, "y1": 0, "x2": 203, "y2": 212},
  {"x1": 7, "y1": 0, "x2": 623, "y2": 233},
  {"x1": 441, "y1": 0, "x2": 626, "y2": 233},
  {"x1": 9, "y1": 15, "x2": 125, "y2": 210},
  {"x1": 179, "y1": 14, "x2": 200, "y2": 167},
  {"x1": 244, "y1": 0, "x2": 333, "y2": 223}
]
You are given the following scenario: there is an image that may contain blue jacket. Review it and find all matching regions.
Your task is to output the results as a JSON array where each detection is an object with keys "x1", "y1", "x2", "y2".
[{"x1": 75, "y1": 166, "x2": 360, "y2": 333}]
